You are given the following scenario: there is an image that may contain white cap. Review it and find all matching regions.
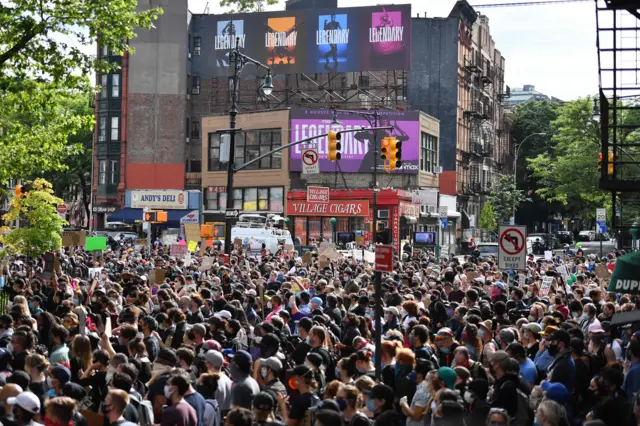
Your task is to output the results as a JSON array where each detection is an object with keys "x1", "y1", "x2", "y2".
[
  {"x1": 8, "y1": 392, "x2": 40, "y2": 414},
  {"x1": 214, "y1": 310, "x2": 232, "y2": 320}
]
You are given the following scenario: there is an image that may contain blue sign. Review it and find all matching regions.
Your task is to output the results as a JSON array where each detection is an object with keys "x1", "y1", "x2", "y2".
[
  {"x1": 597, "y1": 221, "x2": 607, "y2": 233},
  {"x1": 440, "y1": 217, "x2": 447, "y2": 229}
]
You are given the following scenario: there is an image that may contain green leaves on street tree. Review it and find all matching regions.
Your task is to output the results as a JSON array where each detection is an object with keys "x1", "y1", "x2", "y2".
[
  {"x1": 479, "y1": 201, "x2": 497, "y2": 234},
  {"x1": 489, "y1": 175, "x2": 532, "y2": 224},
  {"x1": 0, "y1": 179, "x2": 66, "y2": 259},
  {"x1": 219, "y1": 0, "x2": 279, "y2": 12},
  {"x1": 0, "y1": 0, "x2": 162, "y2": 184},
  {"x1": 527, "y1": 98, "x2": 606, "y2": 218}
]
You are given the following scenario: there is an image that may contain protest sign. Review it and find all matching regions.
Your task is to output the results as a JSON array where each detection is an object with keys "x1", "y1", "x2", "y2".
[
  {"x1": 62, "y1": 230, "x2": 86, "y2": 247},
  {"x1": 540, "y1": 276, "x2": 554, "y2": 296},
  {"x1": 85, "y1": 237, "x2": 107, "y2": 251}
]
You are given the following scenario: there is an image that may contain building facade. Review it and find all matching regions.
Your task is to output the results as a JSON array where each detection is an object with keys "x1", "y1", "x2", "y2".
[{"x1": 504, "y1": 84, "x2": 564, "y2": 110}]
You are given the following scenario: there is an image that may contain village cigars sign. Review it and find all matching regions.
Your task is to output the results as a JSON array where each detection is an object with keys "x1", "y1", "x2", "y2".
[{"x1": 287, "y1": 199, "x2": 369, "y2": 217}]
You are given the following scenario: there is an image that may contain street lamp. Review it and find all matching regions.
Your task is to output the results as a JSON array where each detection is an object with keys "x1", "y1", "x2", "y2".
[
  {"x1": 224, "y1": 40, "x2": 272, "y2": 256},
  {"x1": 592, "y1": 97, "x2": 601, "y2": 122},
  {"x1": 330, "y1": 217, "x2": 337, "y2": 242},
  {"x1": 512, "y1": 132, "x2": 546, "y2": 225}
]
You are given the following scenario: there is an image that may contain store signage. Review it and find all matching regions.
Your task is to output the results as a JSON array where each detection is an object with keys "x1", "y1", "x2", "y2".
[
  {"x1": 287, "y1": 200, "x2": 369, "y2": 217},
  {"x1": 208, "y1": 186, "x2": 227, "y2": 193},
  {"x1": 131, "y1": 190, "x2": 187, "y2": 210},
  {"x1": 399, "y1": 202, "x2": 420, "y2": 217},
  {"x1": 307, "y1": 186, "x2": 330, "y2": 203},
  {"x1": 92, "y1": 206, "x2": 118, "y2": 213}
]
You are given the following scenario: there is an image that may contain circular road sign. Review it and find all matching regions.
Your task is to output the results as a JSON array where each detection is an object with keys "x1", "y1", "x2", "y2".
[
  {"x1": 302, "y1": 149, "x2": 318, "y2": 166},
  {"x1": 57, "y1": 204, "x2": 68, "y2": 214},
  {"x1": 499, "y1": 227, "x2": 525, "y2": 256}
]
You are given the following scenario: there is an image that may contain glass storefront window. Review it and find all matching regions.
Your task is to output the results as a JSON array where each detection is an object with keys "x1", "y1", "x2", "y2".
[
  {"x1": 244, "y1": 188, "x2": 257, "y2": 211},
  {"x1": 308, "y1": 217, "x2": 321, "y2": 243},
  {"x1": 233, "y1": 189, "x2": 242, "y2": 210},
  {"x1": 270, "y1": 187, "x2": 284, "y2": 212},
  {"x1": 294, "y1": 217, "x2": 307, "y2": 245}
]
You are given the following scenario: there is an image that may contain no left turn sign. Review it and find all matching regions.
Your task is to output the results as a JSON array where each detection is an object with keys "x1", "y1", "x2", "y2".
[
  {"x1": 498, "y1": 225, "x2": 527, "y2": 270},
  {"x1": 302, "y1": 148, "x2": 319, "y2": 175}
]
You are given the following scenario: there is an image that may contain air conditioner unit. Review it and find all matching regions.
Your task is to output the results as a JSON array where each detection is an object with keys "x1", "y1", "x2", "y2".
[
  {"x1": 434, "y1": 166, "x2": 443, "y2": 174},
  {"x1": 188, "y1": 53, "x2": 192, "y2": 59},
  {"x1": 185, "y1": 137, "x2": 190, "y2": 143},
  {"x1": 194, "y1": 47, "x2": 201, "y2": 56},
  {"x1": 191, "y1": 88, "x2": 200, "y2": 95},
  {"x1": 377, "y1": 220, "x2": 388, "y2": 230},
  {"x1": 377, "y1": 210, "x2": 389, "y2": 219}
]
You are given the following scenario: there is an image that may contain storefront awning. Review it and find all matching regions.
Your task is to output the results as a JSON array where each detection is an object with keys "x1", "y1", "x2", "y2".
[
  {"x1": 401, "y1": 215, "x2": 418, "y2": 225},
  {"x1": 108, "y1": 208, "x2": 194, "y2": 228},
  {"x1": 107, "y1": 208, "x2": 142, "y2": 223}
]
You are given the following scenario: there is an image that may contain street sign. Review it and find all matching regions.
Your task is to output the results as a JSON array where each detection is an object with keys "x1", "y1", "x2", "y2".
[
  {"x1": 57, "y1": 204, "x2": 68, "y2": 215},
  {"x1": 440, "y1": 217, "x2": 447, "y2": 229},
  {"x1": 598, "y1": 222, "x2": 607, "y2": 233},
  {"x1": 301, "y1": 148, "x2": 320, "y2": 175},
  {"x1": 412, "y1": 189, "x2": 438, "y2": 207},
  {"x1": 225, "y1": 210, "x2": 240, "y2": 218},
  {"x1": 375, "y1": 245, "x2": 393, "y2": 273},
  {"x1": 438, "y1": 206, "x2": 448, "y2": 218},
  {"x1": 596, "y1": 208, "x2": 606, "y2": 222},
  {"x1": 498, "y1": 225, "x2": 527, "y2": 270}
]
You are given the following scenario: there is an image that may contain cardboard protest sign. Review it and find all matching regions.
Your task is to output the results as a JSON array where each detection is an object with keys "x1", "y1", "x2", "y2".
[
  {"x1": 302, "y1": 252, "x2": 312, "y2": 266},
  {"x1": 595, "y1": 264, "x2": 610, "y2": 279},
  {"x1": 234, "y1": 238, "x2": 243, "y2": 248},
  {"x1": 199, "y1": 257, "x2": 215, "y2": 272},
  {"x1": 62, "y1": 230, "x2": 86, "y2": 247},
  {"x1": 318, "y1": 255, "x2": 330, "y2": 269},
  {"x1": 184, "y1": 224, "x2": 200, "y2": 245},
  {"x1": 187, "y1": 241, "x2": 198, "y2": 253},
  {"x1": 85, "y1": 237, "x2": 107, "y2": 251},
  {"x1": 544, "y1": 251, "x2": 553, "y2": 261},
  {"x1": 170, "y1": 243, "x2": 188, "y2": 257},
  {"x1": 540, "y1": 276, "x2": 554, "y2": 296}
]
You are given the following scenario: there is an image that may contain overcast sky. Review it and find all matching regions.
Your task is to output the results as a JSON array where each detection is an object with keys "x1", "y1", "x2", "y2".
[{"x1": 188, "y1": 0, "x2": 598, "y2": 101}]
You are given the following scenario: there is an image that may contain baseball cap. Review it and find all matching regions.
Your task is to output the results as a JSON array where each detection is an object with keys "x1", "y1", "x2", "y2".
[
  {"x1": 309, "y1": 399, "x2": 340, "y2": 413},
  {"x1": 253, "y1": 392, "x2": 275, "y2": 411},
  {"x1": 437, "y1": 367, "x2": 457, "y2": 390},
  {"x1": 490, "y1": 350, "x2": 510, "y2": 367},
  {"x1": 541, "y1": 381, "x2": 570, "y2": 404},
  {"x1": 588, "y1": 322, "x2": 605, "y2": 335},
  {"x1": 259, "y1": 357, "x2": 283, "y2": 373},
  {"x1": 7, "y1": 392, "x2": 40, "y2": 414},
  {"x1": 522, "y1": 323, "x2": 542, "y2": 335},
  {"x1": 231, "y1": 350, "x2": 253, "y2": 369},
  {"x1": 214, "y1": 310, "x2": 232, "y2": 319},
  {"x1": 310, "y1": 297, "x2": 323, "y2": 307},
  {"x1": 494, "y1": 281, "x2": 506, "y2": 291},
  {"x1": 51, "y1": 365, "x2": 71, "y2": 385},
  {"x1": 205, "y1": 350, "x2": 225, "y2": 368},
  {"x1": 384, "y1": 307, "x2": 400, "y2": 316},
  {"x1": 369, "y1": 384, "x2": 395, "y2": 403},
  {"x1": 545, "y1": 328, "x2": 571, "y2": 345}
]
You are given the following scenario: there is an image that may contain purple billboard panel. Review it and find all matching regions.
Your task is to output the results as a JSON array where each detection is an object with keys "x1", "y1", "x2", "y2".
[{"x1": 290, "y1": 109, "x2": 419, "y2": 174}]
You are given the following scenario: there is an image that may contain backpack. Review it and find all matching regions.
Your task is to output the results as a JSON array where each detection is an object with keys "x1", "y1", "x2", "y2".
[
  {"x1": 129, "y1": 393, "x2": 154, "y2": 426},
  {"x1": 514, "y1": 388, "x2": 534, "y2": 426}
]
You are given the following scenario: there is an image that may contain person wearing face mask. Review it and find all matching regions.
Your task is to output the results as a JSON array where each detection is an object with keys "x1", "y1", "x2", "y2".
[
  {"x1": 580, "y1": 303, "x2": 599, "y2": 337},
  {"x1": 354, "y1": 350, "x2": 376, "y2": 380},
  {"x1": 382, "y1": 307, "x2": 400, "y2": 333},
  {"x1": 78, "y1": 350, "x2": 109, "y2": 407},
  {"x1": 141, "y1": 316, "x2": 160, "y2": 362},
  {"x1": 254, "y1": 357, "x2": 285, "y2": 407},
  {"x1": 544, "y1": 328, "x2": 575, "y2": 393},
  {"x1": 365, "y1": 384, "x2": 403, "y2": 425},
  {"x1": 520, "y1": 323, "x2": 542, "y2": 360},
  {"x1": 27, "y1": 296, "x2": 43, "y2": 317},
  {"x1": 202, "y1": 350, "x2": 232, "y2": 417},
  {"x1": 534, "y1": 399, "x2": 570, "y2": 426},
  {"x1": 463, "y1": 379, "x2": 490, "y2": 426},
  {"x1": 7, "y1": 391, "x2": 40, "y2": 426},
  {"x1": 146, "y1": 349, "x2": 178, "y2": 422},
  {"x1": 277, "y1": 365, "x2": 320, "y2": 426},
  {"x1": 307, "y1": 326, "x2": 336, "y2": 382},
  {"x1": 100, "y1": 390, "x2": 137, "y2": 426},
  {"x1": 161, "y1": 372, "x2": 198, "y2": 426},
  {"x1": 428, "y1": 292, "x2": 448, "y2": 330},
  {"x1": 195, "y1": 373, "x2": 222, "y2": 426},
  {"x1": 399, "y1": 359, "x2": 431, "y2": 426},
  {"x1": 49, "y1": 325, "x2": 70, "y2": 365},
  {"x1": 335, "y1": 385, "x2": 370, "y2": 426},
  {"x1": 336, "y1": 355, "x2": 358, "y2": 385},
  {"x1": 434, "y1": 328, "x2": 458, "y2": 367},
  {"x1": 229, "y1": 350, "x2": 260, "y2": 410}
]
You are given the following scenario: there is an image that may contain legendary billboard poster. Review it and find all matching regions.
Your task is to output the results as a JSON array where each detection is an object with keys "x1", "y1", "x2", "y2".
[
  {"x1": 361, "y1": 6, "x2": 411, "y2": 70},
  {"x1": 214, "y1": 19, "x2": 245, "y2": 68},
  {"x1": 265, "y1": 16, "x2": 300, "y2": 65},
  {"x1": 207, "y1": 4, "x2": 410, "y2": 77},
  {"x1": 290, "y1": 109, "x2": 419, "y2": 174},
  {"x1": 313, "y1": 13, "x2": 353, "y2": 72}
]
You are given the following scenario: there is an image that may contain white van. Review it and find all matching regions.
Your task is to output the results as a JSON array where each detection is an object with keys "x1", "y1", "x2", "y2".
[{"x1": 230, "y1": 226, "x2": 294, "y2": 253}]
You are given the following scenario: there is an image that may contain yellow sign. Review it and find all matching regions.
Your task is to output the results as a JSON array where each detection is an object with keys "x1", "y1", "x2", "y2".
[{"x1": 187, "y1": 241, "x2": 197, "y2": 252}]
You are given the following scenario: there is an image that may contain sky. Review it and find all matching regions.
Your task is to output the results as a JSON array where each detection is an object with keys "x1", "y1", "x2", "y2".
[{"x1": 188, "y1": 0, "x2": 599, "y2": 101}]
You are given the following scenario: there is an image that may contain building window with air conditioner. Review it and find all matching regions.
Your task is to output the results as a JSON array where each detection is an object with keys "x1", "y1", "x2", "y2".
[{"x1": 421, "y1": 132, "x2": 438, "y2": 173}]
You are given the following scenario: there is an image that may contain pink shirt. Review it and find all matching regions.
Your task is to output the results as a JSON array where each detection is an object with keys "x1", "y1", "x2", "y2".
[{"x1": 265, "y1": 305, "x2": 283, "y2": 322}]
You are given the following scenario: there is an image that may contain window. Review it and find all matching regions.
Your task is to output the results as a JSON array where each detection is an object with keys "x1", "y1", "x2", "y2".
[
  {"x1": 111, "y1": 74, "x2": 120, "y2": 97},
  {"x1": 421, "y1": 132, "x2": 438, "y2": 172},
  {"x1": 191, "y1": 121, "x2": 200, "y2": 139},
  {"x1": 194, "y1": 37, "x2": 202, "y2": 56},
  {"x1": 109, "y1": 160, "x2": 119, "y2": 184},
  {"x1": 359, "y1": 75, "x2": 370, "y2": 88},
  {"x1": 101, "y1": 45, "x2": 109, "y2": 57},
  {"x1": 192, "y1": 76, "x2": 201, "y2": 95},
  {"x1": 98, "y1": 160, "x2": 107, "y2": 184},
  {"x1": 208, "y1": 129, "x2": 282, "y2": 171},
  {"x1": 99, "y1": 117, "x2": 107, "y2": 141},
  {"x1": 110, "y1": 116, "x2": 119, "y2": 141},
  {"x1": 204, "y1": 187, "x2": 284, "y2": 212},
  {"x1": 191, "y1": 160, "x2": 201, "y2": 173},
  {"x1": 100, "y1": 75, "x2": 108, "y2": 98}
]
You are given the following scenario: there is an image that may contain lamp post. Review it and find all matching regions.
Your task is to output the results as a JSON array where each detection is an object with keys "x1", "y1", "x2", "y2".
[
  {"x1": 224, "y1": 39, "x2": 273, "y2": 256},
  {"x1": 331, "y1": 107, "x2": 384, "y2": 381},
  {"x1": 512, "y1": 132, "x2": 546, "y2": 225}
]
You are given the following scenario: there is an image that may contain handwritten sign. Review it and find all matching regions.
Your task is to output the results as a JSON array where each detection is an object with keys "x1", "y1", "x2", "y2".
[
  {"x1": 540, "y1": 276, "x2": 554, "y2": 296},
  {"x1": 595, "y1": 264, "x2": 610, "y2": 279},
  {"x1": 184, "y1": 224, "x2": 200, "y2": 245},
  {"x1": 170, "y1": 243, "x2": 187, "y2": 257},
  {"x1": 62, "y1": 230, "x2": 86, "y2": 247},
  {"x1": 187, "y1": 241, "x2": 197, "y2": 253}
]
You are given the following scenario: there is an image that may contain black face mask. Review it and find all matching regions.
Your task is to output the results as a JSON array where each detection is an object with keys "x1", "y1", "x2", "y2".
[
  {"x1": 548, "y1": 343, "x2": 560, "y2": 356},
  {"x1": 187, "y1": 332, "x2": 196, "y2": 341}
]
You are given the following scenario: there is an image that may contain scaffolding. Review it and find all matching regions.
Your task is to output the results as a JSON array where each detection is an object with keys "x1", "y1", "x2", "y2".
[
  {"x1": 207, "y1": 70, "x2": 409, "y2": 113},
  {"x1": 596, "y1": 0, "x2": 640, "y2": 245}
]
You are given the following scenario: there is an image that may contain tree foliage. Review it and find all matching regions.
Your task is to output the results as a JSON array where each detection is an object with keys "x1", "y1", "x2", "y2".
[
  {"x1": 479, "y1": 201, "x2": 497, "y2": 233},
  {"x1": 489, "y1": 175, "x2": 532, "y2": 224},
  {"x1": 527, "y1": 98, "x2": 606, "y2": 218},
  {"x1": 219, "y1": 0, "x2": 278, "y2": 12},
  {"x1": 0, "y1": 0, "x2": 162, "y2": 184},
  {"x1": 0, "y1": 179, "x2": 66, "y2": 258}
]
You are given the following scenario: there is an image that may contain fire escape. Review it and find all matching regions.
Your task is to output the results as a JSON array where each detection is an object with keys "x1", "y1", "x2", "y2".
[
  {"x1": 596, "y1": 0, "x2": 640, "y2": 245},
  {"x1": 463, "y1": 49, "x2": 494, "y2": 196}
]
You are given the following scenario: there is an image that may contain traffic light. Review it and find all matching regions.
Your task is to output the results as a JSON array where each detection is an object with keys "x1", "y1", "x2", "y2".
[
  {"x1": 608, "y1": 151, "x2": 614, "y2": 176},
  {"x1": 381, "y1": 137, "x2": 391, "y2": 161},
  {"x1": 598, "y1": 153, "x2": 603, "y2": 172},
  {"x1": 144, "y1": 211, "x2": 167, "y2": 223},
  {"x1": 386, "y1": 137, "x2": 402, "y2": 171},
  {"x1": 327, "y1": 130, "x2": 342, "y2": 161},
  {"x1": 15, "y1": 185, "x2": 22, "y2": 198}
]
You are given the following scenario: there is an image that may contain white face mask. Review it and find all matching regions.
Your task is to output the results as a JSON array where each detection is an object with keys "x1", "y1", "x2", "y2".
[
  {"x1": 267, "y1": 302, "x2": 272, "y2": 309},
  {"x1": 463, "y1": 391, "x2": 475, "y2": 404}
]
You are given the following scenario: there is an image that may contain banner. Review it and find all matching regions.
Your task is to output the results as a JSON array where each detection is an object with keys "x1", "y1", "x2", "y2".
[
  {"x1": 197, "y1": 4, "x2": 411, "y2": 77},
  {"x1": 289, "y1": 109, "x2": 419, "y2": 173}
]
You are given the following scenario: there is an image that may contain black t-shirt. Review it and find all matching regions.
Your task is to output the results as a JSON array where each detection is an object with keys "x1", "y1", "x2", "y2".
[
  {"x1": 289, "y1": 393, "x2": 316, "y2": 421},
  {"x1": 171, "y1": 322, "x2": 186, "y2": 349},
  {"x1": 11, "y1": 351, "x2": 27, "y2": 372}
]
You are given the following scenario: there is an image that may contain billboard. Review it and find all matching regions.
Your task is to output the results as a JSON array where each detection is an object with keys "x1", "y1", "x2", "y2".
[
  {"x1": 207, "y1": 4, "x2": 410, "y2": 76},
  {"x1": 289, "y1": 109, "x2": 420, "y2": 174}
]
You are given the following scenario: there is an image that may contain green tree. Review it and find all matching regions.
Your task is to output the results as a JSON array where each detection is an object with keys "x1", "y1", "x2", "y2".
[
  {"x1": 0, "y1": 179, "x2": 66, "y2": 258},
  {"x1": 0, "y1": 0, "x2": 162, "y2": 183},
  {"x1": 527, "y1": 98, "x2": 606, "y2": 219},
  {"x1": 479, "y1": 201, "x2": 497, "y2": 235},
  {"x1": 219, "y1": 0, "x2": 278, "y2": 12},
  {"x1": 489, "y1": 175, "x2": 532, "y2": 224}
]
